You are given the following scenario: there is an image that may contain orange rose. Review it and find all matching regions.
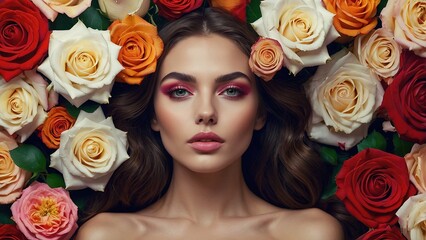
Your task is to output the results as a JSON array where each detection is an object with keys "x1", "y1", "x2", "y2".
[
  {"x1": 209, "y1": 0, "x2": 250, "y2": 21},
  {"x1": 38, "y1": 106, "x2": 75, "y2": 149},
  {"x1": 323, "y1": 0, "x2": 380, "y2": 38},
  {"x1": 109, "y1": 15, "x2": 164, "y2": 85},
  {"x1": 249, "y1": 38, "x2": 284, "y2": 81}
]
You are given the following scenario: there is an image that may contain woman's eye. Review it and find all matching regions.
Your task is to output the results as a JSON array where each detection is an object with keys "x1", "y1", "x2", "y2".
[
  {"x1": 222, "y1": 87, "x2": 242, "y2": 97},
  {"x1": 170, "y1": 88, "x2": 191, "y2": 98}
]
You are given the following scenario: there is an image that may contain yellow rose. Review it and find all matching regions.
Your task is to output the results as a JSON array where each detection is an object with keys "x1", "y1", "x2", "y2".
[
  {"x1": 305, "y1": 50, "x2": 384, "y2": 149},
  {"x1": 249, "y1": 38, "x2": 284, "y2": 81},
  {"x1": 0, "y1": 73, "x2": 47, "y2": 142},
  {"x1": 50, "y1": 108, "x2": 129, "y2": 191},
  {"x1": 396, "y1": 193, "x2": 426, "y2": 240},
  {"x1": 353, "y1": 28, "x2": 402, "y2": 84},
  {"x1": 252, "y1": 0, "x2": 339, "y2": 75},
  {"x1": 0, "y1": 142, "x2": 31, "y2": 204},
  {"x1": 381, "y1": 0, "x2": 426, "y2": 57},
  {"x1": 31, "y1": 0, "x2": 91, "y2": 21},
  {"x1": 37, "y1": 20, "x2": 123, "y2": 107},
  {"x1": 405, "y1": 144, "x2": 426, "y2": 193}
]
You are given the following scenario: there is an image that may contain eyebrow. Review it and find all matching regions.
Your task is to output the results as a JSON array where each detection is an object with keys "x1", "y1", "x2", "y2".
[{"x1": 160, "y1": 71, "x2": 253, "y2": 84}]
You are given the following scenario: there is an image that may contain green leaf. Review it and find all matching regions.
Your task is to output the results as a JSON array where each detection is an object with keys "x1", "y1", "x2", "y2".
[
  {"x1": 79, "y1": 6, "x2": 112, "y2": 30},
  {"x1": 0, "y1": 204, "x2": 14, "y2": 224},
  {"x1": 393, "y1": 133, "x2": 415, "y2": 157},
  {"x1": 45, "y1": 173, "x2": 66, "y2": 188},
  {"x1": 319, "y1": 146, "x2": 338, "y2": 165},
  {"x1": 64, "y1": 99, "x2": 100, "y2": 119},
  {"x1": 246, "y1": 0, "x2": 261, "y2": 23},
  {"x1": 10, "y1": 144, "x2": 46, "y2": 173},
  {"x1": 321, "y1": 163, "x2": 343, "y2": 200},
  {"x1": 357, "y1": 130, "x2": 387, "y2": 152},
  {"x1": 49, "y1": 13, "x2": 78, "y2": 30},
  {"x1": 70, "y1": 189, "x2": 95, "y2": 211}
]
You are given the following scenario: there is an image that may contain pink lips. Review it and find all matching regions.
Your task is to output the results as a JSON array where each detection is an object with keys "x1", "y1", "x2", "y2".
[{"x1": 188, "y1": 132, "x2": 224, "y2": 153}]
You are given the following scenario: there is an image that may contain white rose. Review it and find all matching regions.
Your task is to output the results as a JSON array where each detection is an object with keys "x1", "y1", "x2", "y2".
[
  {"x1": 396, "y1": 193, "x2": 426, "y2": 240},
  {"x1": 50, "y1": 108, "x2": 129, "y2": 191},
  {"x1": 0, "y1": 72, "x2": 49, "y2": 142},
  {"x1": 251, "y1": 0, "x2": 339, "y2": 75},
  {"x1": 381, "y1": 0, "x2": 426, "y2": 57},
  {"x1": 31, "y1": 0, "x2": 92, "y2": 22},
  {"x1": 353, "y1": 28, "x2": 402, "y2": 84},
  {"x1": 98, "y1": 0, "x2": 150, "y2": 20},
  {"x1": 37, "y1": 20, "x2": 123, "y2": 107},
  {"x1": 305, "y1": 50, "x2": 384, "y2": 150}
]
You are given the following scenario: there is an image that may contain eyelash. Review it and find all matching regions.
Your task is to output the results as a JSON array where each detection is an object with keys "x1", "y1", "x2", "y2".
[{"x1": 167, "y1": 86, "x2": 193, "y2": 99}]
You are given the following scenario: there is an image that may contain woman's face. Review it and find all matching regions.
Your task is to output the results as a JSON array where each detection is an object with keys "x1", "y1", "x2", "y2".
[{"x1": 152, "y1": 34, "x2": 264, "y2": 173}]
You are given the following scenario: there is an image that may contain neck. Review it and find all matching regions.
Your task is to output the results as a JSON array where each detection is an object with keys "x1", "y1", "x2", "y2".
[{"x1": 152, "y1": 159, "x2": 258, "y2": 224}]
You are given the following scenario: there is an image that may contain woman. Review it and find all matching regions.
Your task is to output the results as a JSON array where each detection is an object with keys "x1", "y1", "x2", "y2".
[{"x1": 77, "y1": 8, "x2": 345, "y2": 239}]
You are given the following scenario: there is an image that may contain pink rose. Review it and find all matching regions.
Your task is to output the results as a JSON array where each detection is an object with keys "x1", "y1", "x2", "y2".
[
  {"x1": 0, "y1": 133, "x2": 30, "y2": 204},
  {"x1": 405, "y1": 144, "x2": 426, "y2": 193},
  {"x1": 11, "y1": 182, "x2": 78, "y2": 240},
  {"x1": 249, "y1": 37, "x2": 284, "y2": 81}
]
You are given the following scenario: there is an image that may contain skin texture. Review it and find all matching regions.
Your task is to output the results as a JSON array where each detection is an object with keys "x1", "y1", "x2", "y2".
[{"x1": 76, "y1": 35, "x2": 343, "y2": 240}]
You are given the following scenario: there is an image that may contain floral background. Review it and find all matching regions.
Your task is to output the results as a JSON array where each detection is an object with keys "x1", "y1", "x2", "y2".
[{"x1": 0, "y1": 0, "x2": 425, "y2": 239}]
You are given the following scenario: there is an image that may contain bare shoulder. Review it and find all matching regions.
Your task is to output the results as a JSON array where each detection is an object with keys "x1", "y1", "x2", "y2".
[
  {"x1": 270, "y1": 208, "x2": 344, "y2": 240},
  {"x1": 75, "y1": 212, "x2": 145, "y2": 240}
]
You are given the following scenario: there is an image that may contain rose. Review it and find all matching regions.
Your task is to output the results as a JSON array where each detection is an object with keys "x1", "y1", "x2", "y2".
[
  {"x1": 396, "y1": 193, "x2": 426, "y2": 240},
  {"x1": 381, "y1": 0, "x2": 426, "y2": 57},
  {"x1": 353, "y1": 28, "x2": 402, "y2": 84},
  {"x1": 251, "y1": 0, "x2": 339, "y2": 75},
  {"x1": 98, "y1": 0, "x2": 150, "y2": 21},
  {"x1": 50, "y1": 108, "x2": 129, "y2": 191},
  {"x1": 405, "y1": 144, "x2": 426, "y2": 193},
  {"x1": 356, "y1": 225, "x2": 405, "y2": 240},
  {"x1": 397, "y1": 194, "x2": 426, "y2": 240},
  {"x1": 0, "y1": 0, "x2": 50, "y2": 81},
  {"x1": 11, "y1": 182, "x2": 78, "y2": 240},
  {"x1": 305, "y1": 50, "x2": 384, "y2": 150},
  {"x1": 209, "y1": 0, "x2": 250, "y2": 22},
  {"x1": 153, "y1": 0, "x2": 203, "y2": 20},
  {"x1": 323, "y1": 0, "x2": 380, "y2": 38},
  {"x1": 109, "y1": 14, "x2": 164, "y2": 85},
  {"x1": 382, "y1": 50, "x2": 426, "y2": 144},
  {"x1": 0, "y1": 224, "x2": 27, "y2": 240},
  {"x1": 249, "y1": 38, "x2": 284, "y2": 81},
  {"x1": 0, "y1": 71, "x2": 50, "y2": 143},
  {"x1": 31, "y1": 0, "x2": 91, "y2": 22},
  {"x1": 38, "y1": 106, "x2": 76, "y2": 149},
  {"x1": 37, "y1": 20, "x2": 123, "y2": 107},
  {"x1": 336, "y1": 148, "x2": 417, "y2": 228},
  {"x1": 0, "y1": 134, "x2": 31, "y2": 204}
]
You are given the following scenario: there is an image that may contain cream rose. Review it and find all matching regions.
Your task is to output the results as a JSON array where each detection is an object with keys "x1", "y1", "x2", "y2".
[
  {"x1": 37, "y1": 20, "x2": 123, "y2": 107},
  {"x1": 305, "y1": 50, "x2": 384, "y2": 150},
  {"x1": 249, "y1": 38, "x2": 284, "y2": 81},
  {"x1": 405, "y1": 144, "x2": 426, "y2": 193},
  {"x1": 99, "y1": 0, "x2": 150, "y2": 20},
  {"x1": 50, "y1": 108, "x2": 129, "y2": 191},
  {"x1": 353, "y1": 28, "x2": 402, "y2": 84},
  {"x1": 0, "y1": 71, "x2": 49, "y2": 142},
  {"x1": 251, "y1": 0, "x2": 339, "y2": 75},
  {"x1": 31, "y1": 0, "x2": 92, "y2": 21},
  {"x1": 0, "y1": 137, "x2": 31, "y2": 204},
  {"x1": 381, "y1": 0, "x2": 426, "y2": 57},
  {"x1": 396, "y1": 193, "x2": 426, "y2": 240}
]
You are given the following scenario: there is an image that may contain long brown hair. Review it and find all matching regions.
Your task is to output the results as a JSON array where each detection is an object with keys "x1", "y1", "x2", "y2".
[{"x1": 81, "y1": 8, "x2": 362, "y2": 237}]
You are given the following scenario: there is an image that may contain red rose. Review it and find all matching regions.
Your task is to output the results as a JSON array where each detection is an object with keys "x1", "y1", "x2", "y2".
[
  {"x1": 382, "y1": 50, "x2": 426, "y2": 144},
  {"x1": 356, "y1": 225, "x2": 405, "y2": 240},
  {"x1": 0, "y1": 224, "x2": 26, "y2": 240},
  {"x1": 0, "y1": 0, "x2": 50, "y2": 81},
  {"x1": 336, "y1": 148, "x2": 417, "y2": 228},
  {"x1": 153, "y1": 0, "x2": 203, "y2": 20}
]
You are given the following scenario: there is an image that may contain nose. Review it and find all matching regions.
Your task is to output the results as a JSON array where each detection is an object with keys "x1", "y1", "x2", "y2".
[{"x1": 195, "y1": 94, "x2": 217, "y2": 125}]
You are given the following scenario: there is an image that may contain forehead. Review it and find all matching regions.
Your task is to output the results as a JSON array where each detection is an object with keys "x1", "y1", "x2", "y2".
[{"x1": 159, "y1": 34, "x2": 252, "y2": 79}]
